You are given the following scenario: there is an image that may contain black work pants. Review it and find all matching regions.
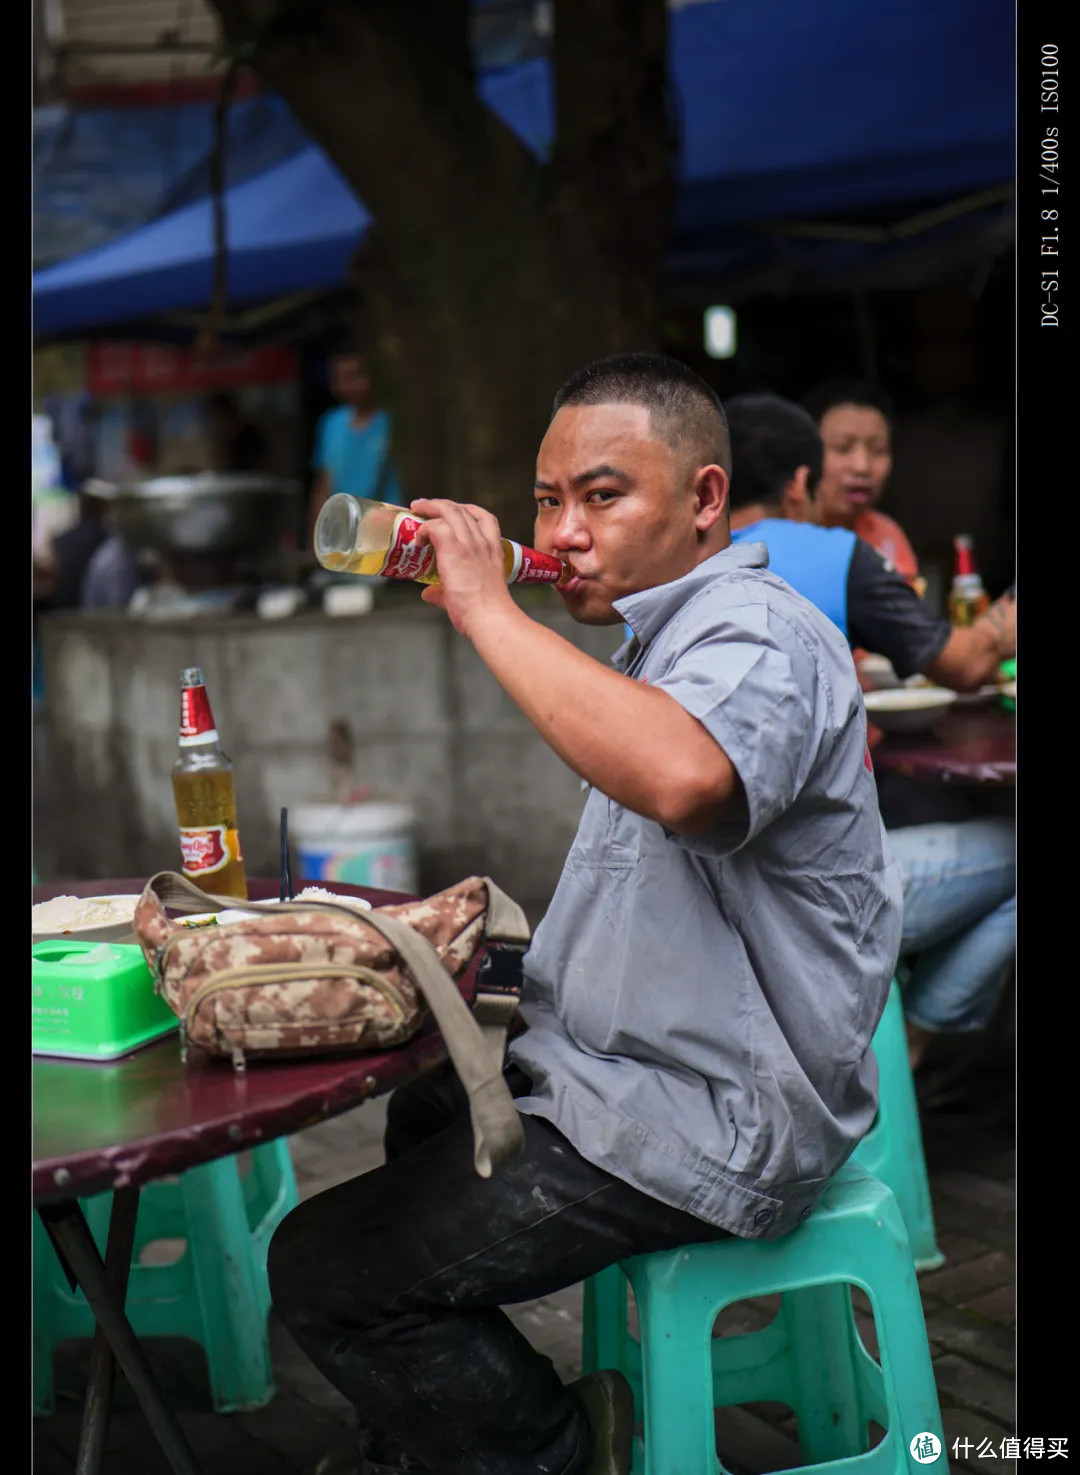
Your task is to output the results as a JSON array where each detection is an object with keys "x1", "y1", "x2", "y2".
[{"x1": 267, "y1": 1059, "x2": 731, "y2": 1474}]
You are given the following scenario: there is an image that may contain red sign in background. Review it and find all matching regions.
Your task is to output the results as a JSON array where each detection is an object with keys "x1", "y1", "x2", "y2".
[{"x1": 87, "y1": 342, "x2": 299, "y2": 396}]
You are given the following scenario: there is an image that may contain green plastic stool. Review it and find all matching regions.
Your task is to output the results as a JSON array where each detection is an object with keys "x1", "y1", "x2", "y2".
[
  {"x1": 33, "y1": 1138, "x2": 299, "y2": 1415},
  {"x1": 852, "y1": 980, "x2": 943, "y2": 1271},
  {"x1": 587, "y1": 1164, "x2": 943, "y2": 1474}
]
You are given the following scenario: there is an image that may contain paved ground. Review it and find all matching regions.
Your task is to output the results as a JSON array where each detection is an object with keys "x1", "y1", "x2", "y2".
[{"x1": 33, "y1": 1049, "x2": 1015, "y2": 1475}]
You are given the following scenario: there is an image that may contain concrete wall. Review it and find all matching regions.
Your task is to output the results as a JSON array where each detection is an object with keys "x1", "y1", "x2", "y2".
[{"x1": 34, "y1": 601, "x2": 623, "y2": 917}]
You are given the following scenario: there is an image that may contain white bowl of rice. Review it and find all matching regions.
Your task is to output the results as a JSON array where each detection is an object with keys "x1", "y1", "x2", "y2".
[
  {"x1": 180, "y1": 887, "x2": 373, "y2": 929},
  {"x1": 32, "y1": 893, "x2": 142, "y2": 945}
]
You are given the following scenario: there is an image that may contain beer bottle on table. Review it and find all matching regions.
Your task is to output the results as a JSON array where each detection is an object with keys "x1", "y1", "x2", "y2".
[
  {"x1": 171, "y1": 667, "x2": 248, "y2": 898},
  {"x1": 314, "y1": 493, "x2": 570, "y2": 588},
  {"x1": 946, "y1": 534, "x2": 990, "y2": 627}
]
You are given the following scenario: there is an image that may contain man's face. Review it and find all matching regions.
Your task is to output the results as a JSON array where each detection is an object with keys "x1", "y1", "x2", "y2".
[
  {"x1": 815, "y1": 404, "x2": 892, "y2": 525},
  {"x1": 330, "y1": 355, "x2": 372, "y2": 409},
  {"x1": 533, "y1": 403, "x2": 724, "y2": 626}
]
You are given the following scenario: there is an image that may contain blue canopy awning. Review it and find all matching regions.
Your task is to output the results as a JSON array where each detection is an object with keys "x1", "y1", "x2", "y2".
[{"x1": 33, "y1": 0, "x2": 1013, "y2": 338}]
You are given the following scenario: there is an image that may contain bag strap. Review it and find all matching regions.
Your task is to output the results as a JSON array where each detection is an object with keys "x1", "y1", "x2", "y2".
[
  {"x1": 343, "y1": 905, "x2": 523, "y2": 1177},
  {"x1": 469, "y1": 878, "x2": 529, "y2": 1067},
  {"x1": 144, "y1": 872, "x2": 527, "y2": 1177}
]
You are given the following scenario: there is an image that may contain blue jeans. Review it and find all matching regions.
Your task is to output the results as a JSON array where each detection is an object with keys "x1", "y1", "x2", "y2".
[{"x1": 887, "y1": 819, "x2": 1015, "y2": 1034}]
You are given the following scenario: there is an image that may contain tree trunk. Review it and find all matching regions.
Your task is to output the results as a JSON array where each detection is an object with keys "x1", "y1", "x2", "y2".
[{"x1": 206, "y1": 0, "x2": 673, "y2": 539}]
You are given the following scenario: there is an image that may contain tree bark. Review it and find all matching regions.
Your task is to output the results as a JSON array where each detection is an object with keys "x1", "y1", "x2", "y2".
[{"x1": 206, "y1": 0, "x2": 673, "y2": 538}]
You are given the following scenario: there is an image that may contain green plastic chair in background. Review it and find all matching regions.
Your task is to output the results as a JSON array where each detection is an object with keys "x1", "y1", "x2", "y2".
[
  {"x1": 33, "y1": 1137, "x2": 299, "y2": 1416},
  {"x1": 851, "y1": 978, "x2": 943, "y2": 1272},
  {"x1": 585, "y1": 1164, "x2": 943, "y2": 1475}
]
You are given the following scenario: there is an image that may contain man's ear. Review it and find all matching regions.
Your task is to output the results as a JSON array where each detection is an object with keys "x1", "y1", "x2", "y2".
[
  {"x1": 780, "y1": 465, "x2": 813, "y2": 522},
  {"x1": 694, "y1": 465, "x2": 729, "y2": 532}
]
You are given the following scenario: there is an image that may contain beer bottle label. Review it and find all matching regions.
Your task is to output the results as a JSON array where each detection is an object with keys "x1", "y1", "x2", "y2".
[
  {"x1": 179, "y1": 685, "x2": 220, "y2": 746},
  {"x1": 180, "y1": 825, "x2": 242, "y2": 876},
  {"x1": 382, "y1": 514, "x2": 437, "y2": 581},
  {"x1": 511, "y1": 543, "x2": 565, "y2": 584},
  {"x1": 379, "y1": 513, "x2": 565, "y2": 586}
]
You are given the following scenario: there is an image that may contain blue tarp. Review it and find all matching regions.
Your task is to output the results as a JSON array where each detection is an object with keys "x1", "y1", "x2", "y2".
[
  {"x1": 34, "y1": 0, "x2": 1013, "y2": 337},
  {"x1": 33, "y1": 94, "x2": 311, "y2": 269}
]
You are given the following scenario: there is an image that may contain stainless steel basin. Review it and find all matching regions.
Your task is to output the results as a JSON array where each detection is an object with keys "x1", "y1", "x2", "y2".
[{"x1": 92, "y1": 474, "x2": 303, "y2": 557}]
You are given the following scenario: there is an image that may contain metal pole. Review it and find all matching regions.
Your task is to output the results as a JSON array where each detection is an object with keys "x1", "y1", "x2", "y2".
[
  {"x1": 39, "y1": 1201, "x2": 203, "y2": 1475},
  {"x1": 74, "y1": 1187, "x2": 140, "y2": 1475}
]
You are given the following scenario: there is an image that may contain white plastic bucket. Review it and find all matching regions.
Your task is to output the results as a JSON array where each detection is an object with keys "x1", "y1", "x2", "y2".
[{"x1": 290, "y1": 801, "x2": 417, "y2": 893}]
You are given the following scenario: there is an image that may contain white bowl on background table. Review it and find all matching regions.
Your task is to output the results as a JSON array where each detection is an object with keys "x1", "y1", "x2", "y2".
[{"x1": 863, "y1": 686, "x2": 958, "y2": 734}]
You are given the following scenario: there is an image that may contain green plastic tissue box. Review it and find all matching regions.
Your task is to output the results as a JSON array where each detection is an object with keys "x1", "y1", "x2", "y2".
[{"x1": 32, "y1": 941, "x2": 177, "y2": 1061}]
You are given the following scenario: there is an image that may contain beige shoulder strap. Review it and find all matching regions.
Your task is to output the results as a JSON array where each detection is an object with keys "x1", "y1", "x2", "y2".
[{"x1": 144, "y1": 872, "x2": 526, "y2": 1176}]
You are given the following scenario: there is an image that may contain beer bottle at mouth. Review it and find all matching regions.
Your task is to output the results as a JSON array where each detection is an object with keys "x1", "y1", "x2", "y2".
[{"x1": 314, "y1": 493, "x2": 570, "y2": 588}]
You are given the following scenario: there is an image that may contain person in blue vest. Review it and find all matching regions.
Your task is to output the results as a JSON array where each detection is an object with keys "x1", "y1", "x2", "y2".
[
  {"x1": 725, "y1": 392, "x2": 1015, "y2": 1073},
  {"x1": 725, "y1": 393, "x2": 1013, "y2": 692}
]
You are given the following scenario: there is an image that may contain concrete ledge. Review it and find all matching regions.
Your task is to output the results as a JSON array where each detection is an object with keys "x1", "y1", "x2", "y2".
[{"x1": 35, "y1": 603, "x2": 623, "y2": 911}]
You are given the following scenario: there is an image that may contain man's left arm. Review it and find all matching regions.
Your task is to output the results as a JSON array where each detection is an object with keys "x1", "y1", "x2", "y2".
[{"x1": 410, "y1": 499, "x2": 743, "y2": 835}]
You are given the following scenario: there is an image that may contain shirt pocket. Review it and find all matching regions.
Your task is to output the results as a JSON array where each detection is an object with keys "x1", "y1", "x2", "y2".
[{"x1": 569, "y1": 795, "x2": 642, "y2": 872}]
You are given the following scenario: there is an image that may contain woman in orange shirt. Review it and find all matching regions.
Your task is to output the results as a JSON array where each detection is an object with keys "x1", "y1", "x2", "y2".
[{"x1": 801, "y1": 378, "x2": 920, "y2": 586}]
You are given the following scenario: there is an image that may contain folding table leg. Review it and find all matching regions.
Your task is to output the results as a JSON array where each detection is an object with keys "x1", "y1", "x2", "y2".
[
  {"x1": 38, "y1": 1200, "x2": 203, "y2": 1475},
  {"x1": 75, "y1": 1186, "x2": 139, "y2": 1475}
]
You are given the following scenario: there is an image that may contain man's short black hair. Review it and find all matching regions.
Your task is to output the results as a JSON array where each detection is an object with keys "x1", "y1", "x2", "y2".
[
  {"x1": 801, "y1": 377, "x2": 893, "y2": 427},
  {"x1": 552, "y1": 351, "x2": 731, "y2": 477},
  {"x1": 207, "y1": 390, "x2": 239, "y2": 415},
  {"x1": 726, "y1": 394, "x2": 823, "y2": 512}
]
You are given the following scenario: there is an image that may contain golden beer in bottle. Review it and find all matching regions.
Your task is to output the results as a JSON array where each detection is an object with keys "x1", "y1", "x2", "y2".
[
  {"x1": 314, "y1": 493, "x2": 569, "y2": 587},
  {"x1": 171, "y1": 667, "x2": 248, "y2": 898},
  {"x1": 946, "y1": 534, "x2": 991, "y2": 627}
]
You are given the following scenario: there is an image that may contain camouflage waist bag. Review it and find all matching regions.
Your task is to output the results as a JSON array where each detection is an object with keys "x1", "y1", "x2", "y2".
[{"x1": 134, "y1": 870, "x2": 530, "y2": 1176}]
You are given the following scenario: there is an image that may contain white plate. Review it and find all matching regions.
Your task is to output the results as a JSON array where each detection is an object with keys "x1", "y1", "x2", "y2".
[
  {"x1": 863, "y1": 686, "x2": 958, "y2": 734},
  {"x1": 32, "y1": 893, "x2": 142, "y2": 945}
]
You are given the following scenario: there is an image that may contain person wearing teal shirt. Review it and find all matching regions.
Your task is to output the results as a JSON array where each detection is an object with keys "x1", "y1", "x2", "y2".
[{"x1": 309, "y1": 349, "x2": 402, "y2": 541}]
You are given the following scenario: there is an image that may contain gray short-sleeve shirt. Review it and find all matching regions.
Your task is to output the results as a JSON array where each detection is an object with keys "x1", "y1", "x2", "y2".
[{"x1": 508, "y1": 541, "x2": 902, "y2": 1238}]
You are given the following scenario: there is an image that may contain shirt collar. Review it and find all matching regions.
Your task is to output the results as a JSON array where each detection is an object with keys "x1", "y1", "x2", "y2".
[{"x1": 612, "y1": 541, "x2": 769, "y2": 651}]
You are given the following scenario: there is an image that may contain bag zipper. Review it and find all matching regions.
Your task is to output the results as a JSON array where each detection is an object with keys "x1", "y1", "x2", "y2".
[{"x1": 182, "y1": 963, "x2": 412, "y2": 1067}]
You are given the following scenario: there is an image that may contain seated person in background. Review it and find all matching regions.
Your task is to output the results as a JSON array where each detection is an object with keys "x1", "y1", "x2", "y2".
[
  {"x1": 724, "y1": 393, "x2": 1014, "y2": 693},
  {"x1": 37, "y1": 486, "x2": 109, "y2": 611},
  {"x1": 308, "y1": 345, "x2": 403, "y2": 542},
  {"x1": 801, "y1": 377, "x2": 920, "y2": 588},
  {"x1": 80, "y1": 529, "x2": 142, "y2": 610},
  {"x1": 268, "y1": 354, "x2": 902, "y2": 1475},
  {"x1": 206, "y1": 391, "x2": 270, "y2": 473},
  {"x1": 725, "y1": 391, "x2": 1015, "y2": 1072},
  {"x1": 891, "y1": 820, "x2": 1014, "y2": 1071}
]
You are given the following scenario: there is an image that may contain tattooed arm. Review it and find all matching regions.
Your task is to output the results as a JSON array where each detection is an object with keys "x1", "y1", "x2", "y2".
[{"x1": 923, "y1": 590, "x2": 1016, "y2": 692}]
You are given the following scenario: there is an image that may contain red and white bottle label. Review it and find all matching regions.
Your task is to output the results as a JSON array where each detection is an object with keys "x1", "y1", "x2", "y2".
[
  {"x1": 512, "y1": 544, "x2": 565, "y2": 585},
  {"x1": 179, "y1": 685, "x2": 219, "y2": 746},
  {"x1": 180, "y1": 825, "x2": 241, "y2": 875},
  {"x1": 381, "y1": 514, "x2": 437, "y2": 581},
  {"x1": 378, "y1": 514, "x2": 564, "y2": 586}
]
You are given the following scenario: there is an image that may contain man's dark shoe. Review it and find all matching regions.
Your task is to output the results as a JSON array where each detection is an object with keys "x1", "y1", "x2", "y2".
[{"x1": 568, "y1": 1369, "x2": 635, "y2": 1475}]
